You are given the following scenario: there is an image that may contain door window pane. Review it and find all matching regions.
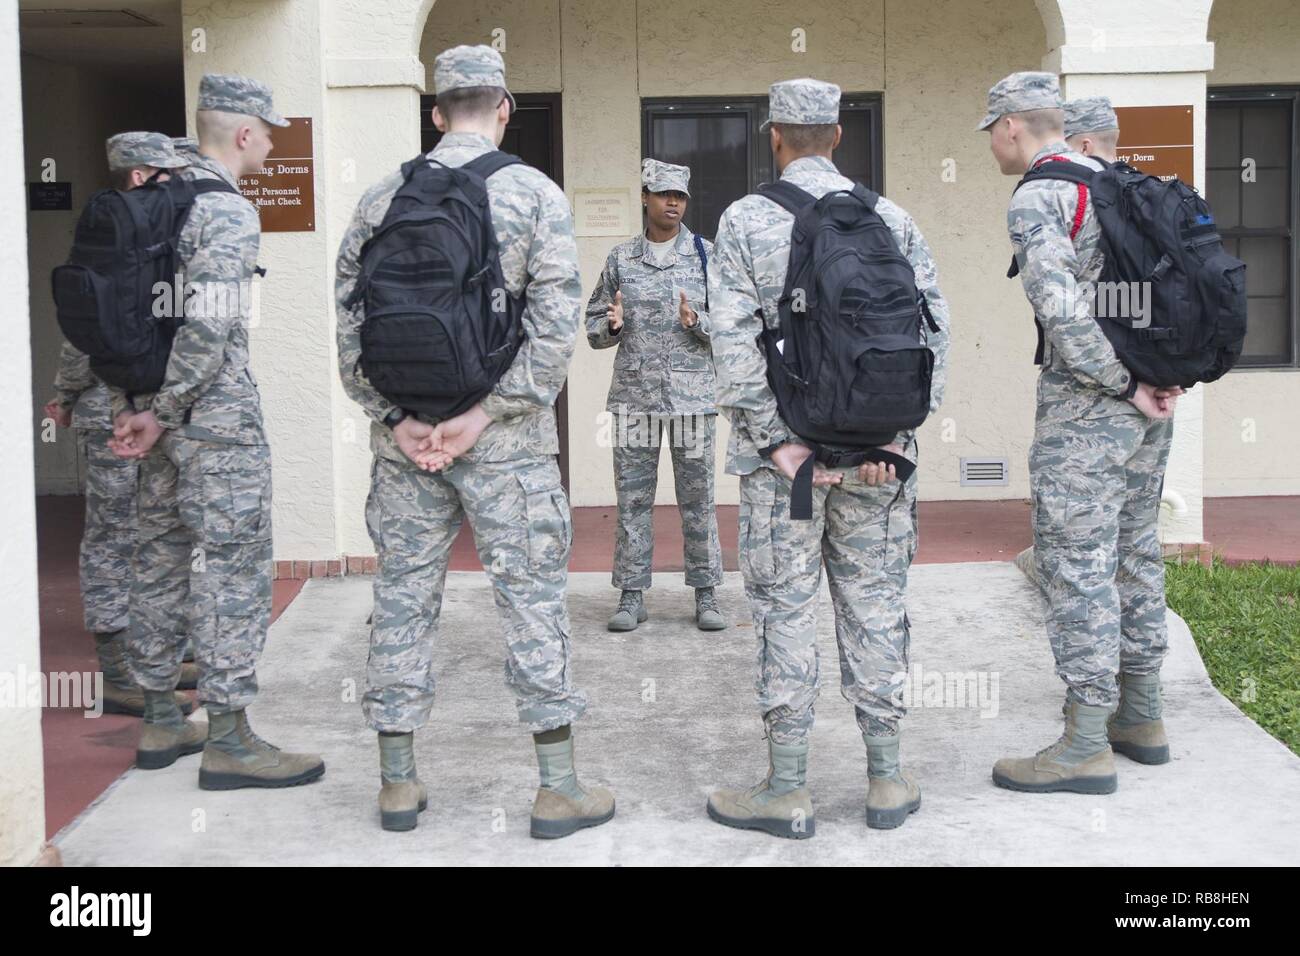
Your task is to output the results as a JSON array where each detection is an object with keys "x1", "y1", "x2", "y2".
[
  {"x1": 643, "y1": 95, "x2": 882, "y2": 240},
  {"x1": 1208, "y1": 91, "x2": 1296, "y2": 367},
  {"x1": 649, "y1": 109, "x2": 752, "y2": 240}
]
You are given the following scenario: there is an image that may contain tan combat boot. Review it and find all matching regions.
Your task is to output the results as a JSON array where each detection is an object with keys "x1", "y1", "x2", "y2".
[
  {"x1": 377, "y1": 732, "x2": 427, "y2": 832},
  {"x1": 530, "y1": 730, "x2": 615, "y2": 839},
  {"x1": 198, "y1": 709, "x2": 325, "y2": 790},
  {"x1": 1108, "y1": 672, "x2": 1170, "y2": 765},
  {"x1": 864, "y1": 733, "x2": 922, "y2": 829},
  {"x1": 136, "y1": 690, "x2": 207, "y2": 770},
  {"x1": 993, "y1": 699, "x2": 1118, "y2": 794},
  {"x1": 707, "y1": 739, "x2": 815, "y2": 839},
  {"x1": 94, "y1": 631, "x2": 192, "y2": 718}
]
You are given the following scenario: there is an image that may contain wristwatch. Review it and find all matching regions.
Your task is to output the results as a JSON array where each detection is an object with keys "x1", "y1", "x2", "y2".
[{"x1": 382, "y1": 407, "x2": 408, "y2": 429}]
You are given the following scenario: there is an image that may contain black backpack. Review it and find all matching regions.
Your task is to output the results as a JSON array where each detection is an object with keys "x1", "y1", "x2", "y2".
[
  {"x1": 757, "y1": 181, "x2": 938, "y2": 516},
  {"x1": 1010, "y1": 158, "x2": 1247, "y2": 387},
  {"x1": 51, "y1": 175, "x2": 238, "y2": 393},
  {"x1": 347, "y1": 151, "x2": 527, "y2": 421}
]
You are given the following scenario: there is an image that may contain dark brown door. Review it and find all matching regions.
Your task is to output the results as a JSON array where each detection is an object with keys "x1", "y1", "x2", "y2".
[{"x1": 420, "y1": 93, "x2": 570, "y2": 492}]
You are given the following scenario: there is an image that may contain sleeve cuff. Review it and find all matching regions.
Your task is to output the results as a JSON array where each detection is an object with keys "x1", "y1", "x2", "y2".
[
  {"x1": 151, "y1": 399, "x2": 183, "y2": 430},
  {"x1": 479, "y1": 392, "x2": 513, "y2": 423}
]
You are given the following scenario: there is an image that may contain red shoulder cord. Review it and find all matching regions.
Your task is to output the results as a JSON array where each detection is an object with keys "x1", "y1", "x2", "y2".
[{"x1": 1035, "y1": 154, "x2": 1088, "y2": 240}]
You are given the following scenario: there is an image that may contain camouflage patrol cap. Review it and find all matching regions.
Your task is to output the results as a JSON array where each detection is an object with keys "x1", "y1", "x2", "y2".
[
  {"x1": 760, "y1": 78, "x2": 841, "y2": 132},
  {"x1": 171, "y1": 137, "x2": 201, "y2": 158},
  {"x1": 976, "y1": 71, "x2": 1062, "y2": 131},
  {"x1": 1064, "y1": 96, "x2": 1119, "y2": 138},
  {"x1": 105, "y1": 131, "x2": 188, "y2": 172},
  {"x1": 641, "y1": 158, "x2": 690, "y2": 196},
  {"x1": 197, "y1": 73, "x2": 290, "y2": 128},
  {"x1": 434, "y1": 44, "x2": 516, "y2": 113}
]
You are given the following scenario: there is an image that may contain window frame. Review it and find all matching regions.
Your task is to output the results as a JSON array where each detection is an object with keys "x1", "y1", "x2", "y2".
[
  {"x1": 640, "y1": 93, "x2": 884, "y2": 238},
  {"x1": 1207, "y1": 85, "x2": 1300, "y2": 370}
]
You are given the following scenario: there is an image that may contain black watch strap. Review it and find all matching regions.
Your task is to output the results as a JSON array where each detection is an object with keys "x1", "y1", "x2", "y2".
[{"x1": 383, "y1": 407, "x2": 408, "y2": 429}]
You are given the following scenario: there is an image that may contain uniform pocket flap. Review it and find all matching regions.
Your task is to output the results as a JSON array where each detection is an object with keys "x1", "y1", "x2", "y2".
[{"x1": 515, "y1": 467, "x2": 562, "y2": 496}]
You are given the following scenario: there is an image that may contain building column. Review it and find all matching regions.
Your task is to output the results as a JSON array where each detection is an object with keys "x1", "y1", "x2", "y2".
[
  {"x1": 181, "y1": 0, "x2": 340, "y2": 564},
  {"x1": 323, "y1": 0, "x2": 433, "y2": 559},
  {"x1": 0, "y1": 0, "x2": 48, "y2": 867},
  {"x1": 1038, "y1": 0, "x2": 1216, "y2": 550}
]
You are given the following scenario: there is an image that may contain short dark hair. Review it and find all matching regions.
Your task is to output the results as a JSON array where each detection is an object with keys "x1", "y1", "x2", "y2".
[
  {"x1": 772, "y1": 122, "x2": 838, "y2": 153},
  {"x1": 435, "y1": 85, "x2": 508, "y2": 122},
  {"x1": 110, "y1": 166, "x2": 153, "y2": 190}
]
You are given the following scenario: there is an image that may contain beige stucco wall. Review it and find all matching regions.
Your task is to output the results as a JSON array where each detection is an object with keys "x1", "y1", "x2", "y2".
[
  {"x1": 3, "y1": 2, "x2": 46, "y2": 869},
  {"x1": 1204, "y1": 0, "x2": 1300, "y2": 496},
  {"x1": 181, "y1": 0, "x2": 343, "y2": 559}
]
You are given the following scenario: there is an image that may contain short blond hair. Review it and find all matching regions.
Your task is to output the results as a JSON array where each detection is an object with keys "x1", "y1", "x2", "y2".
[{"x1": 1013, "y1": 108, "x2": 1065, "y2": 138}]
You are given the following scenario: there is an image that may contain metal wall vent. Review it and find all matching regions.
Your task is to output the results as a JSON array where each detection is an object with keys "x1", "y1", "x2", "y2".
[{"x1": 960, "y1": 457, "x2": 1009, "y2": 487}]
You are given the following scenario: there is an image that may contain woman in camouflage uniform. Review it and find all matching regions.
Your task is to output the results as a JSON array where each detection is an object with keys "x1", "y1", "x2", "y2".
[{"x1": 586, "y1": 159, "x2": 726, "y2": 633}]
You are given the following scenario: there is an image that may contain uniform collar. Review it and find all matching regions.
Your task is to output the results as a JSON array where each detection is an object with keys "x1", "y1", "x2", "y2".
[
  {"x1": 631, "y1": 222, "x2": 695, "y2": 269},
  {"x1": 780, "y1": 154, "x2": 838, "y2": 183},
  {"x1": 1029, "y1": 141, "x2": 1071, "y2": 168},
  {"x1": 430, "y1": 130, "x2": 497, "y2": 155},
  {"x1": 192, "y1": 153, "x2": 240, "y2": 190}
]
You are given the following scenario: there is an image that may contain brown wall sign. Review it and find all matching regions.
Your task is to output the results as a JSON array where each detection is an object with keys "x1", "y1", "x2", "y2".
[
  {"x1": 238, "y1": 116, "x2": 315, "y2": 232},
  {"x1": 1113, "y1": 105, "x2": 1195, "y2": 188}
]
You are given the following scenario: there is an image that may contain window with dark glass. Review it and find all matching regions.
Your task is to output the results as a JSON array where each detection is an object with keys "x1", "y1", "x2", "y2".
[
  {"x1": 641, "y1": 94, "x2": 883, "y2": 241},
  {"x1": 1208, "y1": 89, "x2": 1298, "y2": 368}
]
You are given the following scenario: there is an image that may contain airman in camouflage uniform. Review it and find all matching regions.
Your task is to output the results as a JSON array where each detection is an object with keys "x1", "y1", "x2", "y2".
[
  {"x1": 586, "y1": 158, "x2": 725, "y2": 633},
  {"x1": 980, "y1": 73, "x2": 1177, "y2": 796},
  {"x1": 45, "y1": 133, "x2": 195, "y2": 718},
  {"x1": 110, "y1": 75, "x2": 324, "y2": 789},
  {"x1": 705, "y1": 79, "x2": 952, "y2": 838},
  {"x1": 335, "y1": 45, "x2": 614, "y2": 837},
  {"x1": 1064, "y1": 95, "x2": 1120, "y2": 153}
]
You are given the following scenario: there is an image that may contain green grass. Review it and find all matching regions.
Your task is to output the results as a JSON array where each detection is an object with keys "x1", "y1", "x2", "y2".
[{"x1": 1164, "y1": 558, "x2": 1300, "y2": 755}]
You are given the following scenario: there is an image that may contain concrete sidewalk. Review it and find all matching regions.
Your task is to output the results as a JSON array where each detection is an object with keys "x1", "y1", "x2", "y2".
[{"x1": 56, "y1": 563, "x2": 1300, "y2": 866}]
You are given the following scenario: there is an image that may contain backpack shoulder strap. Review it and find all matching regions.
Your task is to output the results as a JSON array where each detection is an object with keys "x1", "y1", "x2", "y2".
[
  {"x1": 399, "y1": 152, "x2": 434, "y2": 182},
  {"x1": 1013, "y1": 158, "x2": 1097, "y2": 192},
  {"x1": 757, "y1": 180, "x2": 816, "y2": 216},
  {"x1": 851, "y1": 182, "x2": 880, "y2": 212},
  {"x1": 463, "y1": 150, "x2": 523, "y2": 180},
  {"x1": 189, "y1": 179, "x2": 240, "y2": 196},
  {"x1": 693, "y1": 232, "x2": 709, "y2": 312}
]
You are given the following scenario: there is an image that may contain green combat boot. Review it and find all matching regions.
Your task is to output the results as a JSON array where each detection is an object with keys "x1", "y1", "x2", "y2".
[
  {"x1": 377, "y1": 732, "x2": 427, "y2": 832},
  {"x1": 993, "y1": 699, "x2": 1118, "y2": 794},
  {"x1": 607, "y1": 589, "x2": 647, "y2": 632},
  {"x1": 530, "y1": 728, "x2": 616, "y2": 839},
  {"x1": 1108, "y1": 672, "x2": 1170, "y2": 765},
  {"x1": 707, "y1": 739, "x2": 815, "y2": 839},
  {"x1": 198, "y1": 710, "x2": 325, "y2": 790},
  {"x1": 695, "y1": 587, "x2": 726, "y2": 631},
  {"x1": 136, "y1": 690, "x2": 207, "y2": 770},
  {"x1": 94, "y1": 632, "x2": 192, "y2": 718},
  {"x1": 864, "y1": 733, "x2": 922, "y2": 829}
]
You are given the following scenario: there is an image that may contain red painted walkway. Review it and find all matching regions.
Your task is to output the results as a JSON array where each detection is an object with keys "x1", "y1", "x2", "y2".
[
  {"x1": 36, "y1": 497, "x2": 302, "y2": 838},
  {"x1": 35, "y1": 492, "x2": 1296, "y2": 839}
]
